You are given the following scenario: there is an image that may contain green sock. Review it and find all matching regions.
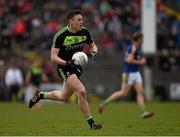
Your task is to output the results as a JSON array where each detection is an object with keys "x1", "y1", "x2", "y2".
[
  {"x1": 39, "y1": 91, "x2": 48, "y2": 99},
  {"x1": 102, "y1": 98, "x2": 111, "y2": 106},
  {"x1": 86, "y1": 115, "x2": 94, "y2": 126},
  {"x1": 140, "y1": 107, "x2": 146, "y2": 114}
]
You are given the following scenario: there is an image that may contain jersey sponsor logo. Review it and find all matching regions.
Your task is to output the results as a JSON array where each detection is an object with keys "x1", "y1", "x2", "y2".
[
  {"x1": 63, "y1": 36, "x2": 87, "y2": 46},
  {"x1": 66, "y1": 43, "x2": 84, "y2": 50}
]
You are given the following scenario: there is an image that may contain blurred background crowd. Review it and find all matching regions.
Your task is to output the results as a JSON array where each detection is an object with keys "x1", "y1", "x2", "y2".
[{"x1": 0, "y1": 0, "x2": 180, "y2": 102}]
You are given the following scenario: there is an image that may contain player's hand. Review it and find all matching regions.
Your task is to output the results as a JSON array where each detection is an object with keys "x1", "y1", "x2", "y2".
[
  {"x1": 91, "y1": 51, "x2": 97, "y2": 61},
  {"x1": 140, "y1": 58, "x2": 146, "y2": 65},
  {"x1": 66, "y1": 60, "x2": 82, "y2": 75},
  {"x1": 65, "y1": 59, "x2": 76, "y2": 68}
]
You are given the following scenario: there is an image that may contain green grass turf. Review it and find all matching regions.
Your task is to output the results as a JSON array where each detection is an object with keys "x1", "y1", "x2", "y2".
[{"x1": 0, "y1": 101, "x2": 180, "y2": 136}]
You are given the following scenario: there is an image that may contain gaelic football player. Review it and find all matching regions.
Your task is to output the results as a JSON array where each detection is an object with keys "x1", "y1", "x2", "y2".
[
  {"x1": 29, "y1": 10, "x2": 102, "y2": 129},
  {"x1": 98, "y1": 32, "x2": 154, "y2": 118}
]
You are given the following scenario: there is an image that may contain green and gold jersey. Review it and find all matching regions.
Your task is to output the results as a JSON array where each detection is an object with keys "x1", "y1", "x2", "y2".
[{"x1": 52, "y1": 26, "x2": 93, "y2": 62}]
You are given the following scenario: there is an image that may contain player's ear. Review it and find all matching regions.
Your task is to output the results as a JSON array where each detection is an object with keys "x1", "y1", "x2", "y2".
[{"x1": 69, "y1": 19, "x2": 73, "y2": 25}]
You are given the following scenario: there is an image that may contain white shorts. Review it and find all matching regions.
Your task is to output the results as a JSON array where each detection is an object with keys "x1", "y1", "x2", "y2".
[{"x1": 122, "y1": 72, "x2": 142, "y2": 85}]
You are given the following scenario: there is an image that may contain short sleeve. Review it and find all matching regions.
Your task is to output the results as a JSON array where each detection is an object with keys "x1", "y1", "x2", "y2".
[{"x1": 51, "y1": 34, "x2": 64, "y2": 49}]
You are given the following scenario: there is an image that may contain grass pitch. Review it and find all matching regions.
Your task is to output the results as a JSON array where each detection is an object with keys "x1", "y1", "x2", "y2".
[{"x1": 0, "y1": 101, "x2": 180, "y2": 136}]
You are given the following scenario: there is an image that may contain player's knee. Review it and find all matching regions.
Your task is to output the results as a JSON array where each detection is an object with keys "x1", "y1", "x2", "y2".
[
  {"x1": 121, "y1": 91, "x2": 128, "y2": 97},
  {"x1": 137, "y1": 92, "x2": 144, "y2": 99},
  {"x1": 137, "y1": 89, "x2": 144, "y2": 95},
  {"x1": 77, "y1": 87, "x2": 86, "y2": 98},
  {"x1": 62, "y1": 96, "x2": 69, "y2": 102}
]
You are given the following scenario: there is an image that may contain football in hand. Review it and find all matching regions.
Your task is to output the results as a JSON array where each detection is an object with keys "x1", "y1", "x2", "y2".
[{"x1": 72, "y1": 52, "x2": 88, "y2": 68}]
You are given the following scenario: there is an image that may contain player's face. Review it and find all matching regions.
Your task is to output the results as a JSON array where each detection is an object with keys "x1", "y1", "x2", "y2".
[{"x1": 71, "y1": 14, "x2": 83, "y2": 31}]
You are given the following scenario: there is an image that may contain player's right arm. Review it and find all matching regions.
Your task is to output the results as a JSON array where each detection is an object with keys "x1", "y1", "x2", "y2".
[
  {"x1": 51, "y1": 30, "x2": 67, "y2": 66},
  {"x1": 126, "y1": 46, "x2": 146, "y2": 65},
  {"x1": 51, "y1": 48, "x2": 66, "y2": 65},
  {"x1": 51, "y1": 28, "x2": 75, "y2": 66}
]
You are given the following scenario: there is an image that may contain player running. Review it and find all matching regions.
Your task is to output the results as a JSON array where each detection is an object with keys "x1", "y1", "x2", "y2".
[
  {"x1": 29, "y1": 10, "x2": 102, "y2": 129},
  {"x1": 98, "y1": 32, "x2": 154, "y2": 118}
]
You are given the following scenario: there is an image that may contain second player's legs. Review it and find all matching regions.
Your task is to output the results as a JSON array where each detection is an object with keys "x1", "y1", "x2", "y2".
[
  {"x1": 98, "y1": 83, "x2": 132, "y2": 114},
  {"x1": 134, "y1": 81, "x2": 154, "y2": 118},
  {"x1": 134, "y1": 82, "x2": 145, "y2": 108},
  {"x1": 108, "y1": 84, "x2": 132, "y2": 101}
]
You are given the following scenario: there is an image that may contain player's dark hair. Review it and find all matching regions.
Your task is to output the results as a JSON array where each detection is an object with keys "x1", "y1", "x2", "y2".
[
  {"x1": 66, "y1": 9, "x2": 83, "y2": 24},
  {"x1": 132, "y1": 31, "x2": 143, "y2": 42}
]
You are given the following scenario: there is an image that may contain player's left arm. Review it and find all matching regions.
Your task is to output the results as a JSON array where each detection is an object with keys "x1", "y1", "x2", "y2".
[
  {"x1": 85, "y1": 28, "x2": 98, "y2": 60},
  {"x1": 127, "y1": 46, "x2": 146, "y2": 65},
  {"x1": 89, "y1": 42, "x2": 98, "y2": 54},
  {"x1": 89, "y1": 42, "x2": 98, "y2": 61}
]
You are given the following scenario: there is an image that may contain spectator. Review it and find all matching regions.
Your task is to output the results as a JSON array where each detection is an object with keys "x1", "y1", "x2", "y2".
[{"x1": 4, "y1": 58, "x2": 23, "y2": 102}]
